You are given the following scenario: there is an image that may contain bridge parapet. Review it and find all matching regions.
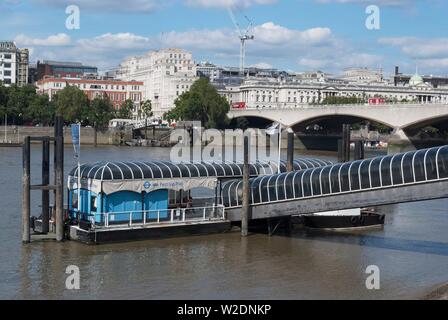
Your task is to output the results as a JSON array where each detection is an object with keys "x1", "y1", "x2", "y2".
[{"x1": 228, "y1": 102, "x2": 448, "y2": 129}]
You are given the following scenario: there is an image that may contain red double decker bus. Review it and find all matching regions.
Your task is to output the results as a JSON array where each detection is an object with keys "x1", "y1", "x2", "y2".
[
  {"x1": 368, "y1": 98, "x2": 386, "y2": 105},
  {"x1": 232, "y1": 102, "x2": 247, "y2": 109}
]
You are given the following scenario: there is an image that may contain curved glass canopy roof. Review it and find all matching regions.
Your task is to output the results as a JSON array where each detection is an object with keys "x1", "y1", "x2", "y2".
[
  {"x1": 69, "y1": 158, "x2": 332, "y2": 181},
  {"x1": 221, "y1": 146, "x2": 448, "y2": 208}
]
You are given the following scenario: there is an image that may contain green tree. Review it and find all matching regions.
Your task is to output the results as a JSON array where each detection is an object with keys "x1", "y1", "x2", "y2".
[
  {"x1": 26, "y1": 93, "x2": 55, "y2": 126},
  {"x1": 53, "y1": 85, "x2": 90, "y2": 123},
  {"x1": 5, "y1": 84, "x2": 37, "y2": 125},
  {"x1": 140, "y1": 99, "x2": 153, "y2": 119},
  {"x1": 89, "y1": 95, "x2": 115, "y2": 128},
  {"x1": 321, "y1": 96, "x2": 364, "y2": 105},
  {"x1": 166, "y1": 78, "x2": 229, "y2": 129},
  {"x1": 88, "y1": 95, "x2": 115, "y2": 146},
  {"x1": 117, "y1": 99, "x2": 134, "y2": 119},
  {"x1": 0, "y1": 84, "x2": 9, "y2": 124}
]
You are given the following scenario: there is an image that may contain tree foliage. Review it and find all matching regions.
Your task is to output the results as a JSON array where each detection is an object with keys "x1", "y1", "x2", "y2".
[
  {"x1": 321, "y1": 96, "x2": 364, "y2": 105},
  {"x1": 26, "y1": 93, "x2": 55, "y2": 126},
  {"x1": 117, "y1": 99, "x2": 134, "y2": 119},
  {"x1": 140, "y1": 99, "x2": 153, "y2": 119},
  {"x1": 165, "y1": 78, "x2": 229, "y2": 129},
  {"x1": 89, "y1": 95, "x2": 115, "y2": 130},
  {"x1": 53, "y1": 85, "x2": 90, "y2": 123}
]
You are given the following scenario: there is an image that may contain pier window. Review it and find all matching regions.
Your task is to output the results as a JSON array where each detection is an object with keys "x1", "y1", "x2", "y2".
[
  {"x1": 425, "y1": 148, "x2": 440, "y2": 181},
  {"x1": 319, "y1": 166, "x2": 332, "y2": 195},
  {"x1": 359, "y1": 159, "x2": 373, "y2": 189},
  {"x1": 391, "y1": 154, "x2": 405, "y2": 185},
  {"x1": 329, "y1": 164, "x2": 342, "y2": 193},
  {"x1": 348, "y1": 161, "x2": 362, "y2": 191},
  {"x1": 311, "y1": 168, "x2": 322, "y2": 196},
  {"x1": 401, "y1": 152, "x2": 416, "y2": 183},
  {"x1": 369, "y1": 157, "x2": 383, "y2": 188},
  {"x1": 339, "y1": 163, "x2": 351, "y2": 192},
  {"x1": 412, "y1": 150, "x2": 427, "y2": 182},
  {"x1": 436, "y1": 146, "x2": 448, "y2": 178},
  {"x1": 301, "y1": 170, "x2": 313, "y2": 197}
]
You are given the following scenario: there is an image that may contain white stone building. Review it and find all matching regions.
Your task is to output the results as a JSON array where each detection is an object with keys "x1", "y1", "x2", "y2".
[
  {"x1": 218, "y1": 72, "x2": 448, "y2": 109},
  {"x1": 342, "y1": 67, "x2": 384, "y2": 84},
  {"x1": 0, "y1": 41, "x2": 29, "y2": 87},
  {"x1": 115, "y1": 48, "x2": 198, "y2": 116}
]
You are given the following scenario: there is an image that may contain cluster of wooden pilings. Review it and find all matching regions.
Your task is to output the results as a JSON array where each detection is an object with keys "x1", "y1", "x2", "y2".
[
  {"x1": 241, "y1": 131, "x2": 296, "y2": 237},
  {"x1": 22, "y1": 116, "x2": 65, "y2": 243},
  {"x1": 338, "y1": 124, "x2": 365, "y2": 162}
]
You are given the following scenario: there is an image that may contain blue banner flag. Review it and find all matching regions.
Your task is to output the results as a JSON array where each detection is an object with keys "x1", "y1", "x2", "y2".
[{"x1": 71, "y1": 124, "x2": 80, "y2": 159}]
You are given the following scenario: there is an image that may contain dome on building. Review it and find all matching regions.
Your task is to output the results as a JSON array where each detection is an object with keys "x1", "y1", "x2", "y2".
[{"x1": 409, "y1": 72, "x2": 424, "y2": 86}]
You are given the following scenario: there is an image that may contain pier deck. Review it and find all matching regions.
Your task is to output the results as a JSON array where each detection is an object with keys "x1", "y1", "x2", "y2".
[{"x1": 69, "y1": 220, "x2": 232, "y2": 244}]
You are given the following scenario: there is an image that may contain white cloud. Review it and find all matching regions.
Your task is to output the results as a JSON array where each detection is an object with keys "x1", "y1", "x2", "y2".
[
  {"x1": 184, "y1": 0, "x2": 276, "y2": 8},
  {"x1": 249, "y1": 62, "x2": 273, "y2": 69},
  {"x1": 34, "y1": 0, "x2": 160, "y2": 13},
  {"x1": 34, "y1": 0, "x2": 274, "y2": 12},
  {"x1": 77, "y1": 33, "x2": 153, "y2": 50},
  {"x1": 379, "y1": 37, "x2": 448, "y2": 59},
  {"x1": 14, "y1": 33, "x2": 71, "y2": 46},
  {"x1": 314, "y1": 0, "x2": 418, "y2": 6},
  {"x1": 17, "y1": 22, "x2": 382, "y2": 73}
]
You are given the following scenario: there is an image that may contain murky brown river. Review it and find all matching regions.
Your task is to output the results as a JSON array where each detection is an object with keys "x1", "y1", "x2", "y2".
[{"x1": 1, "y1": 145, "x2": 448, "y2": 299}]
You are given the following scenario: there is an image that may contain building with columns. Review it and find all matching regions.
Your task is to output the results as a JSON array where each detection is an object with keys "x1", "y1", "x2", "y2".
[
  {"x1": 218, "y1": 70, "x2": 448, "y2": 109},
  {"x1": 115, "y1": 48, "x2": 198, "y2": 116}
]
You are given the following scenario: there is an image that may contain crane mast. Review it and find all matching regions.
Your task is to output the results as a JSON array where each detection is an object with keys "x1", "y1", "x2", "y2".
[{"x1": 227, "y1": 8, "x2": 254, "y2": 77}]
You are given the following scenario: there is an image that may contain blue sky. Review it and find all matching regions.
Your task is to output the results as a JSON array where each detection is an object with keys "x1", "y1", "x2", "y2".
[{"x1": 1, "y1": 0, "x2": 447, "y2": 76}]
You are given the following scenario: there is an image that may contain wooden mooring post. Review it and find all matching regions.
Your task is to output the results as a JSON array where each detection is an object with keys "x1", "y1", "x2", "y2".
[
  {"x1": 287, "y1": 130, "x2": 294, "y2": 172},
  {"x1": 22, "y1": 136, "x2": 31, "y2": 243},
  {"x1": 241, "y1": 135, "x2": 250, "y2": 237},
  {"x1": 22, "y1": 116, "x2": 65, "y2": 243},
  {"x1": 41, "y1": 138, "x2": 50, "y2": 234},
  {"x1": 338, "y1": 124, "x2": 351, "y2": 163},
  {"x1": 354, "y1": 140, "x2": 365, "y2": 161},
  {"x1": 54, "y1": 116, "x2": 64, "y2": 242}
]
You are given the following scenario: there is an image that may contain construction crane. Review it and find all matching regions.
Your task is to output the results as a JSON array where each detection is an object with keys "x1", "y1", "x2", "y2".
[{"x1": 227, "y1": 7, "x2": 254, "y2": 77}]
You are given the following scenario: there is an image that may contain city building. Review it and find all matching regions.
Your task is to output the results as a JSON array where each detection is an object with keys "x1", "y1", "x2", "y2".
[
  {"x1": 218, "y1": 69, "x2": 448, "y2": 108},
  {"x1": 393, "y1": 66, "x2": 448, "y2": 88},
  {"x1": 28, "y1": 63, "x2": 38, "y2": 85},
  {"x1": 197, "y1": 62, "x2": 287, "y2": 85},
  {"x1": 115, "y1": 48, "x2": 198, "y2": 116},
  {"x1": 0, "y1": 41, "x2": 29, "y2": 87},
  {"x1": 36, "y1": 77, "x2": 143, "y2": 109},
  {"x1": 341, "y1": 67, "x2": 384, "y2": 84},
  {"x1": 36, "y1": 60, "x2": 98, "y2": 81}
]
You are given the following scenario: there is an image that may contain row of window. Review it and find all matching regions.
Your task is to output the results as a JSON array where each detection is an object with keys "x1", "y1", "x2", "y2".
[
  {"x1": 0, "y1": 54, "x2": 12, "y2": 60},
  {"x1": 51, "y1": 82, "x2": 139, "y2": 91},
  {"x1": 221, "y1": 146, "x2": 448, "y2": 208}
]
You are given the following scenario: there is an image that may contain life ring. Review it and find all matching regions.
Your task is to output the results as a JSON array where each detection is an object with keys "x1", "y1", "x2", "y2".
[{"x1": 351, "y1": 216, "x2": 359, "y2": 226}]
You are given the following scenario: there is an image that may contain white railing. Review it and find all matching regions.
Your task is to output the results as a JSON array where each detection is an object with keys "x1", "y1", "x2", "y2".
[{"x1": 96, "y1": 205, "x2": 225, "y2": 229}]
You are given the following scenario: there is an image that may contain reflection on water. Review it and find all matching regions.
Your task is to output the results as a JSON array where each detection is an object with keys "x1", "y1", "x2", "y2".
[{"x1": 1, "y1": 146, "x2": 448, "y2": 299}]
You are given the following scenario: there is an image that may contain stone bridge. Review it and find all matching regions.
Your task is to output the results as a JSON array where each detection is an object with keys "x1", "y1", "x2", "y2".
[{"x1": 228, "y1": 103, "x2": 448, "y2": 151}]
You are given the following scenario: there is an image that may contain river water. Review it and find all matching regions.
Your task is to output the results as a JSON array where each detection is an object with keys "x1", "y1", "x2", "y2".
[{"x1": 1, "y1": 145, "x2": 448, "y2": 299}]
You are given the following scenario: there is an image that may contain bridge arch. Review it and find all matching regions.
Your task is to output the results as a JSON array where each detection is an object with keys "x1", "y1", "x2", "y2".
[
  {"x1": 228, "y1": 114, "x2": 278, "y2": 129},
  {"x1": 401, "y1": 114, "x2": 448, "y2": 130},
  {"x1": 288, "y1": 114, "x2": 395, "y2": 132}
]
